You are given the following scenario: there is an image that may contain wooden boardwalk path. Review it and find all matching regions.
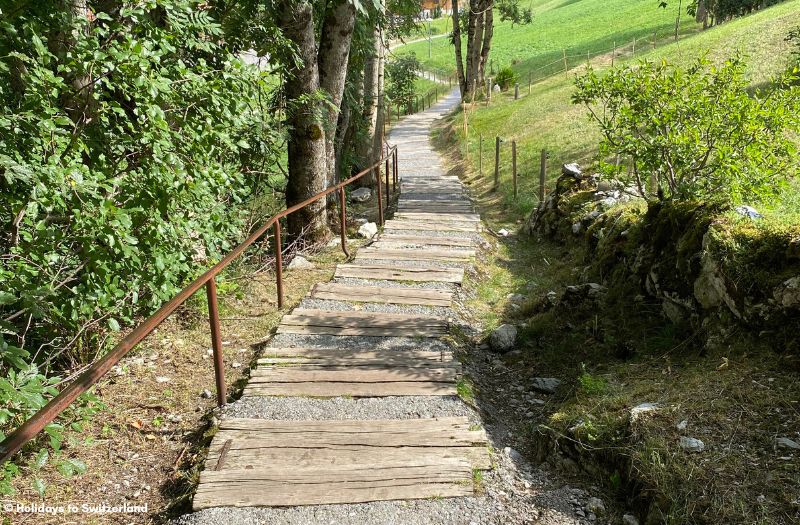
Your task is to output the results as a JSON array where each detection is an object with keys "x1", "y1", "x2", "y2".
[{"x1": 193, "y1": 90, "x2": 489, "y2": 511}]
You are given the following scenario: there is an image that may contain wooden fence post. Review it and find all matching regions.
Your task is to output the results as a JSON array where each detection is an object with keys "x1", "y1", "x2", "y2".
[
  {"x1": 563, "y1": 49, "x2": 568, "y2": 76},
  {"x1": 653, "y1": 31, "x2": 657, "y2": 50},
  {"x1": 494, "y1": 136, "x2": 500, "y2": 191},
  {"x1": 632, "y1": 36, "x2": 636, "y2": 56},
  {"x1": 512, "y1": 140, "x2": 517, "y2": 199},
  {"x1": 479, "y1": 134, "x2": 483, "y2": 176},
  {"x1": 539, "y1": 149, "x2": 546, "y2": 205},
  {"x1": 612, "y1": 41, "x2": 616, "y2": 67},
  {"x1": 514, "y1": 83, "x2": 519, "y2": 100}
]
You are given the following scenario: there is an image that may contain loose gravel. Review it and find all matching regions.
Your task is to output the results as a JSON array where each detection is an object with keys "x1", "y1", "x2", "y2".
[
  {"x1": 333, "y1": 277, "x2": 457, "y2": 290},
  {"x1": 267, "y1": 333, "x2": 455, "y2": 354},
  {"x1": 222, "y1": 395, "x2": 475, "y2": 421},
  {"x1": 299, "y1": 298, "x2": 452, "y2": 318}
]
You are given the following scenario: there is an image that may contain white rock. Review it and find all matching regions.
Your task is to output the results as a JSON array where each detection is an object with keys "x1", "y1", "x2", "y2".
[
  {"x1": 531, "y1": 377, "x2": 561, "y2": 394},
  {"x1": 677, "y1": 419, "x2": 688, "y2": 431},
  {"x1": 776, "y1": 437, "x2": 800, "y2": 450},
  {"x1": 489, "y1": 324, "x2": 517, "y2": 352},
  {"x1": 630, "y1": 403, "x2": 659, "y2": 422},
  {"x1": 622, "y1": 514, "x2": 640, "y2": 525},
  {"x1": 679, "y1": 436, "x2": 705, "y2": 452},
  {"x1": 350, "y1": 187, "x2": 371, "y2": 203},
  {"x1": 231, "y1": 361, "x2": 242, "y2": 369},
  {"x1": 572, "y1": 222, "x2": 582, "y2": 234},
  {"x1": 497, "y1": 228, "x2": 510, "y2": 237},
  {"x1": 155, "y1": 376, "x2": 171, "y2": 383},
  {"x1": 200, "y1": 389, "x2": 213, "y2": 399},
  {"x1": 358, "y1": 222, "x2": 378, "y2": 239},
  {"x1": 734, "y1": 205, "x2": 762, "y2": 219},
  {"x1": 493, "y1": 84, "x2": 501, "y2": 92},
  {"x1": 287, "y1": 256, "x2": 315, "y2": 270}
]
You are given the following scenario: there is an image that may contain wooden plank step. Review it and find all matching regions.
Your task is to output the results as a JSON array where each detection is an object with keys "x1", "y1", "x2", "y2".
[
  {"x1": 258, "y1": 347, "x2": 453, "y2": 361},
  {"x1": 243, "y1": 381, "x2": 455, "y2": 397},
  {"x1": 248, "y1": 366, "x2": 457, "y2": 383},
  {"x1": 376, "y1": 234, "x2": 477, "y2": 248},
  {"x1": 310, "y1": 282, "x2": 452, "y2": 306},
  {"x1": 384, "y1": 220, "x2": 479, "y2": 233},
  {"x1": 205, "y1": 445, "x2": 491, "y2": 471},
  {"x1": 193, "y1": 459, "x2": 473, "y2": 509},
  {"x1": 394, "y1": 212, "x2": 480, "y2": 222},
  {"x1": 356, "y1": 247, "x2": 474, "y2": 262},
  {"x1": 277, "y1": 308, "x2": 448, "y2": 337},
  {"x1": 334, "y1": 263, "x2": 464, "y2": 283},
  {"x1": 255, "y1": 356, "x2": 458, "y2": 367},
  {"x1": 217, "y1": 416, "x2": 486, "y2": 441}
]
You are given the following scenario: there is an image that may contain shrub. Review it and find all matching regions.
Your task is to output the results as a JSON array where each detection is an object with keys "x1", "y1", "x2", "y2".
[
  {"x1": 573, "y1": 56, "x2": 800, "y2": 204},
  {"x1": 386, "y1": 54, "x2": 421, "y2": 110},
  {"x1": 494, "y1": 66, "x2": 518, "y2": 91}
]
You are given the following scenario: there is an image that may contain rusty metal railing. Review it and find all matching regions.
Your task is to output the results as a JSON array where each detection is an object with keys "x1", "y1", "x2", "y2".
[{"x1": 0, "y1": 145, "x2": 400, "y2": 465}]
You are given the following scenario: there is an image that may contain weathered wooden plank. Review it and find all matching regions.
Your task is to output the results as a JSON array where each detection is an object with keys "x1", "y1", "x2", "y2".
[
  {"x1": 219, "y1": 416, "x2": 478, "y2": 432},
  {"x1": 277, "y1": 309, "x2": 447, "y2": 337},
  {"x1": 384, "y1": 220, "x2": 480, "y2": 232},
  {"x1": 205, "y1": 446, "x2": 491, "y2": 471},
  {"x1": 243, "y1": 381, "x2": 456, "y2": 397},
  {"x1": 394, "y1": 212, "x2": 480, "y2": 222},
  {"x1": 276, "y1": 324, "x2": 447, "y2": 337},
  {"x1": 310, "y1": 282, "x2": 452, "y2": 306},
  {"x1": 356, "y1": 248, "x2": 474, "y2": 262},
  {"x1": 334, "y1": 264, "x2": 464, "y2": 283},
  {"x1": 249, "y1": 366, "x2": 457, "y2": 383},
  {"x1": 255, "y1": 357, "x2": 459, "y2": 368},
  {"x1": 258, "y1": 347, "x2": 453, "y2": 361},
  {"x1": 287, "y1": 308, "x2": 446, "y2": 325},
  {"x1": 193, "y1": 460, "x2": 473, "y2": 509},
  {"x1": 376, "y1": 234, "x2": 477, "y2": 248}
]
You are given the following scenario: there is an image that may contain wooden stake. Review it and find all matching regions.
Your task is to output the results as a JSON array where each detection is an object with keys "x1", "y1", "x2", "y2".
[
  {"x1": 512, "y1": 140, "x2": 517, "y2": 199},
  {"x1": 494, "y1": 136, "x2": 500, "y2": 191},
  {"x1": 539, "y1": 149, "x2": 546, "y2": 205},
  {"x1": 478, "y1": 134, "x2": 483, "y2": 176},
  {"x1": 612, "y1": 41, "x2": 616, "y2": 67},
  {"x1": 563, "y1": 49, "x2": 568, "y2": 76},
  {"x1": 514, "y1": 83, "x2": 519, "y2": 100}
]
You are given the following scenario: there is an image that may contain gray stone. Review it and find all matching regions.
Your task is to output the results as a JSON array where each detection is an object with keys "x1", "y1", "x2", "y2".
[
  {"x1": 774, "y1": 277, "x2": 800, "y2": 309},
  {"x1": 679, "y1": 436, "x2": 705, "y2": 452},
  {"x1": 507, "y1": 293, "x2": 526, "y2": 304},
  {"x1": 676, "y1": 419, "x2": 688, "y2": 431},
  {"x1": 734, "y1": 205, "x2": 762, "y2": 219},
  {"x1": 350, "y1": 187, "x2": 371, "y2": 203},
  {"x1": 776, "y1": 437, "x2": 800, "y2": 450},
  {"x1": 622, "y1": 514, "x2": 641, "y2": 525},
  {"x1": 287, "y1": 255, "x2": 315, "y2": 270},
  {"x1": 572, "y1": 222, "x2": 582, "y2": 234},
  {"x1": 489, "y1": 324, "x2": 517, "y2": 352},
  {"x1": 497, "y1": 228, "x2": 510, "y2": 237},
  {"x1": 200, "y1": 389, "x2": 212, "y2": 399},
  {"x1": 630, "y1": 403, "x2": 659, "y2": 422},
  {"x1": 357, "y1": 222, "x2": 378, "y2": 239},
  {"x1": 585, "y1": 497, "x2": 605, "y2": 515},
  {"x1": 531, "y1": 377, "x2": 561, "y2": 394},
  {"x1": 493, "y1": 84, "x2": 501, "y2": 92}
]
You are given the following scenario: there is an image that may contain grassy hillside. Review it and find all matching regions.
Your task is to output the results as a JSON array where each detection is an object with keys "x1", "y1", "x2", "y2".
[
  {"x1": 396, "y1": 0, "x2": 703, "y2": 79},
  {"x1": 428, "y1": 0, "x2": 800, "y2": 228}
]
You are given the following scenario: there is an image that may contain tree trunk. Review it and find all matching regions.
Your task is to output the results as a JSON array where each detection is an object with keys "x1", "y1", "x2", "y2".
[
  {"x1": 318, "y1": 0, "x2": 357, "y2": 187},
  {"x1": 277, "y1": 0, "x2": 329, "y2": 240},
  {"x1": 478, "y1": 3, "x2": 493, "y2": 82},
  {"x1": 451, "y1": 0, "x2": 467, "y2": 97},
  {"x1": 354, "y1": 12, "x2": 385, "y2": 186}
]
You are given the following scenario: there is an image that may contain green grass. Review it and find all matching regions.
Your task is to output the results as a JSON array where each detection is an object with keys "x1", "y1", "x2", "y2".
[
  {"x1": 426, "y1": 0, "x2": 800, "y2": 228},
  {"x1": 396, "y1": 0, "x2": 703, "y2": 78}
]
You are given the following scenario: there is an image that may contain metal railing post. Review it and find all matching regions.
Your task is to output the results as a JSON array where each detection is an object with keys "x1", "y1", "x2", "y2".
[
  {"x1": 339, "y1": 188, "x2": 349, "y2": 258},
  {"x1": 274, "y1": 221, "x2": 284, "y2": 308},
  {"x1": 375, "y1": 165, "x2": 384, "y2": 226},
  {"x1": 385, "y1": 157, "x2": 391, "y2": 207},
  {"x1": 205, "y1": 278, "x2": 226, "y2": 407}
]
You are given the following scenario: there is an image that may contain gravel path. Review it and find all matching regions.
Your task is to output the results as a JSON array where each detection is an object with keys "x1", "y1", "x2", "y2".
[{"x1": 175, "y1": 89, "x2": 597, "y2": 525}]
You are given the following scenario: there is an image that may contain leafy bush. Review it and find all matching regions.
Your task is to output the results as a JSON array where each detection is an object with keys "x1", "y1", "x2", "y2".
[
  {"x1": 788, "y1": 27, "x2": 800, "y2": 68},
  {"x1": 494, "y1": 66, "x2": 518, "y2": 91},
  {"x1": 386, "y1": 54, "x2": 421, "y2": 111},
  {"x1": 0, "y1": 0, "x2": 281, "y2": 490},
  {"x1": 573, "y1": 56, "x2": 800, "y2": 203}
]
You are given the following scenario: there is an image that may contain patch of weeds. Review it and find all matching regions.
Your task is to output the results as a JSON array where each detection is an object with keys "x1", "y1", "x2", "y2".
[
  {"x1": 578, "y1": 365, "x2": 609, "y2": 396},
  {"x1": 457, "y1": 378, "x2": 475, "y2": 405}
]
